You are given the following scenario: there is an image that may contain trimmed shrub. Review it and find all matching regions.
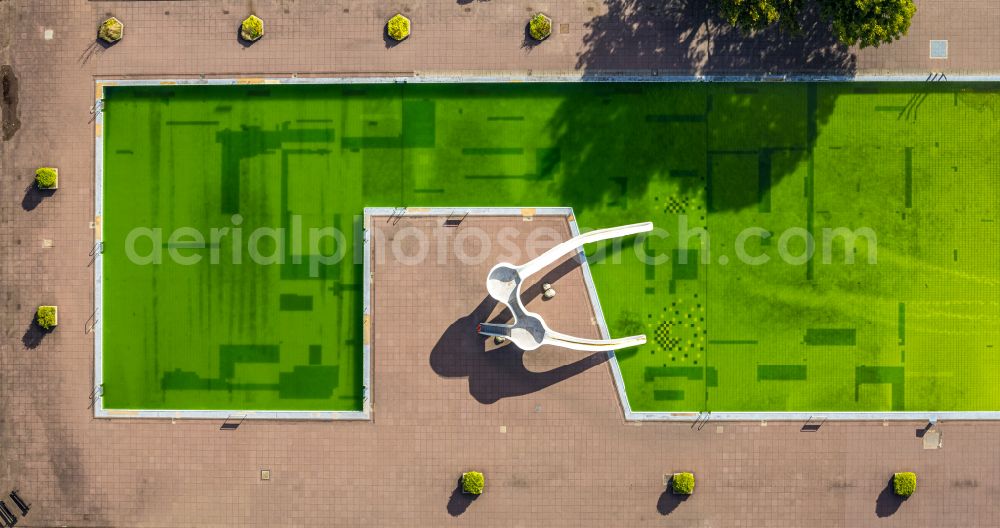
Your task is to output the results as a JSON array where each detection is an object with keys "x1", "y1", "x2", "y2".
[
  {"x1": 462, "y1": 471, "x2": 485, "y2": 495},
  {"x1": 36, "y1": 306, "x2": 57, "y2": 330},
  {"x1": 893, "y1": 472, "x2": 916, "y2": 497},
  {"x1": 672, "y1": 472, "x2": 695, "y2": 495},
  {"x1": 241, "y1": 15, "x2": 264, "y2": 41},
  {"x1": 529, "y1": 13, "x2": 552, "y2": 41},
  {"x1": 35, "y1": 167, "x2": 58, "y2": 189},
  {"x1": 98, "y1": 17, "x2": 123, "y2": 43},
  {"x1": 387, "y1": 14, "x2": 410, "y2": 41}
]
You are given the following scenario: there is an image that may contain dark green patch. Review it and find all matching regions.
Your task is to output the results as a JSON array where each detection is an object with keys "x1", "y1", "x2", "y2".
[
  {"x1": 279, "y1": 366, "x2": 339, "y2": 399},
  {"x1": 706, "y1": 367, "x2": 718, "y2": 388},
  {"x1": 757, "y1": 364, "x2": 807, "y2": 381},
  {"x1": 654, "y1": 389, "x2": 685, "y2": 401},
  {"x1": 219, "y1": 345, "x2": 280, "y2": 379},
  {"x1": 804, "y1": 328, "x2": 856, "y2": 346},
  {"x1": 898, "y1": 303, "x2": 906, "y2": 346},
  {"x1": 280, "y1": 294, "x2": 314, "y2": 311},
  {"x1": 309, "y1": 345, "x2": 322, "y2": 365},
  {"x1": 672, "y1": 249, "x2": 699, "y2": 280},
  {"x1": 856, "y1": 366, "x2": 905, "y2": 411}
]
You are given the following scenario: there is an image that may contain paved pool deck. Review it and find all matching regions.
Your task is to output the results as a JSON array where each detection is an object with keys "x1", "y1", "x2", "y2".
[
  {"x1": 4, "y1": 0, "x2": 1000, "y2": 526},
  {"x1": 5, "y1": 0, "x2": 999, "y2": 78}
]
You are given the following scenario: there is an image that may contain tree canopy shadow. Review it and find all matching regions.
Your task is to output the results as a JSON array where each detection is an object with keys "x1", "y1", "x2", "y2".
[
  {"x1": 539, "y1": 0, "x2": 853, "y2": 214},
  {"x1": 78, "y1": 40, "x2": 109, "y2": 65},
  {"x1": 429, "y1": 257, "x2": 609, "y2": 404},
  {"x1": 875, "y1": 476, "x2": 905, "y2": 517},
  {"x1": 576, "y1": 0, "x2": 856, "y2": 76},
  {"x1": 546, "y1": 81, "x2": 840, "y2": 213},
  {"x1": 1, "y1": 65, "x2": 21, "y2": 141}
]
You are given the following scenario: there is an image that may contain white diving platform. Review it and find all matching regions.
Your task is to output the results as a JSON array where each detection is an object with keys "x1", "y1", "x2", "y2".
[{"x1": 478, "y1": 222, "x2": 653, "y2": 352}]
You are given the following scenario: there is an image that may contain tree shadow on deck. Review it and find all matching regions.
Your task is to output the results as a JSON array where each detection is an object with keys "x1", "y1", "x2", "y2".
[
  {"x1": 429, "y1": 257, "x2": 608, "y2": 404},
  {"x1": 543, "y1": 0, "x2": 853, "y2": 214},
  {"x1": 576, "y1": 0, "x2": 855, "y2": 76}
]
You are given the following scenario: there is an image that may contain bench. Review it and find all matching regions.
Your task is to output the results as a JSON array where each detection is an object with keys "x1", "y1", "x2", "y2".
[
  {"x1": 8, "y1": 491, "x2": 28, "y2": 516},
  {"x1": 0, "y1": 501, "x2": 16, "y2": 527}
]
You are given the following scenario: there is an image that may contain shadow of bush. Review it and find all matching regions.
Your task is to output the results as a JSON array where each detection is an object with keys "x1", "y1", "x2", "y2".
[
  {"x1": 875, "y1": 476, "x2": 906, "y2": 517},
  {"x1": 446, "y1": 476, "x2": 479, "y2": 516},
  {"x1": 22, "y1": 316, "x2": 52, "y2": 349},
  {"x1": 657, "y1": 486, "x2": 690, "y2": 515}
]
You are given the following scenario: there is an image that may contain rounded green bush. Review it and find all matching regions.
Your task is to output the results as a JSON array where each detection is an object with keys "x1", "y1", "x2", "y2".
[
  {"x1": 462, "y1": 471, "x2": 485, "y2": 495},
  {"x1": 36, "y1": 306, "x2": 57, "y2": 330},
  {"x1": 387, "y1": 14, "x2": 410, "y2": 41},
  {"x1": 894, "y1": 472, "x2": 916, "y2": 497},
  {"x1": 241, "y1": 15, "x2": 264, "y2": 41},
  {"x1": 529, "y1": 13, "x2": 552, "y2": 41},
  {"x1": 35, "y1": 167, "x2": 57, "y2": 189},
  {"x1": 98, "y1": 17, "x2": 123, "y2": 43},
  {"x1": 672, "y1": 472, "x2": 695, "y2": 495}
]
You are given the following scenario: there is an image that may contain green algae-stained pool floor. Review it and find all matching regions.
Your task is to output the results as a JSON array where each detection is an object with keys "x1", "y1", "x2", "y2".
[{"x1": 101, "y1": 82, "x2": 1000, "y2": 413}]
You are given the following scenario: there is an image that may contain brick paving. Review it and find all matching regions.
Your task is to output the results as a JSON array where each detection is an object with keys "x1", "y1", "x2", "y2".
[{"x1": 3, "y1": 0, "x2": 1000, "y2": 526}]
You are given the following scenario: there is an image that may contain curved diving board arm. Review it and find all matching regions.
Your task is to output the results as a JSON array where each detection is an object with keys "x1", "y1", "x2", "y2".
[
  {"x1": 542, "y1": 329, "x2": 647, "y2": 352},
  {"x1": 517, "y1": 222, "x2": 654, "y2": 280}
]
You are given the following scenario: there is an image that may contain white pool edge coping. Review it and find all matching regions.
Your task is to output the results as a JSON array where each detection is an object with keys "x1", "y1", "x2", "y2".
[
  {"x1": 93, "y1": 78, "x2": 999, "y2": 422},
  {"x1": 96, "y1": 74, "x2": 1000, "y2": 86}
]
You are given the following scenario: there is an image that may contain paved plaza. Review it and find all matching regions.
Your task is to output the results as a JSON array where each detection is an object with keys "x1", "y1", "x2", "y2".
[{"x1": 3, "y1": 0, "x2": 1000, "y2": 526}]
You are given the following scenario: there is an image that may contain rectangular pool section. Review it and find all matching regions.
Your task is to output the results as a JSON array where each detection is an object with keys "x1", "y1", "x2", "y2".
[{"x1": 98, "y1": 81, "x2": 1000, "y2": 417}]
